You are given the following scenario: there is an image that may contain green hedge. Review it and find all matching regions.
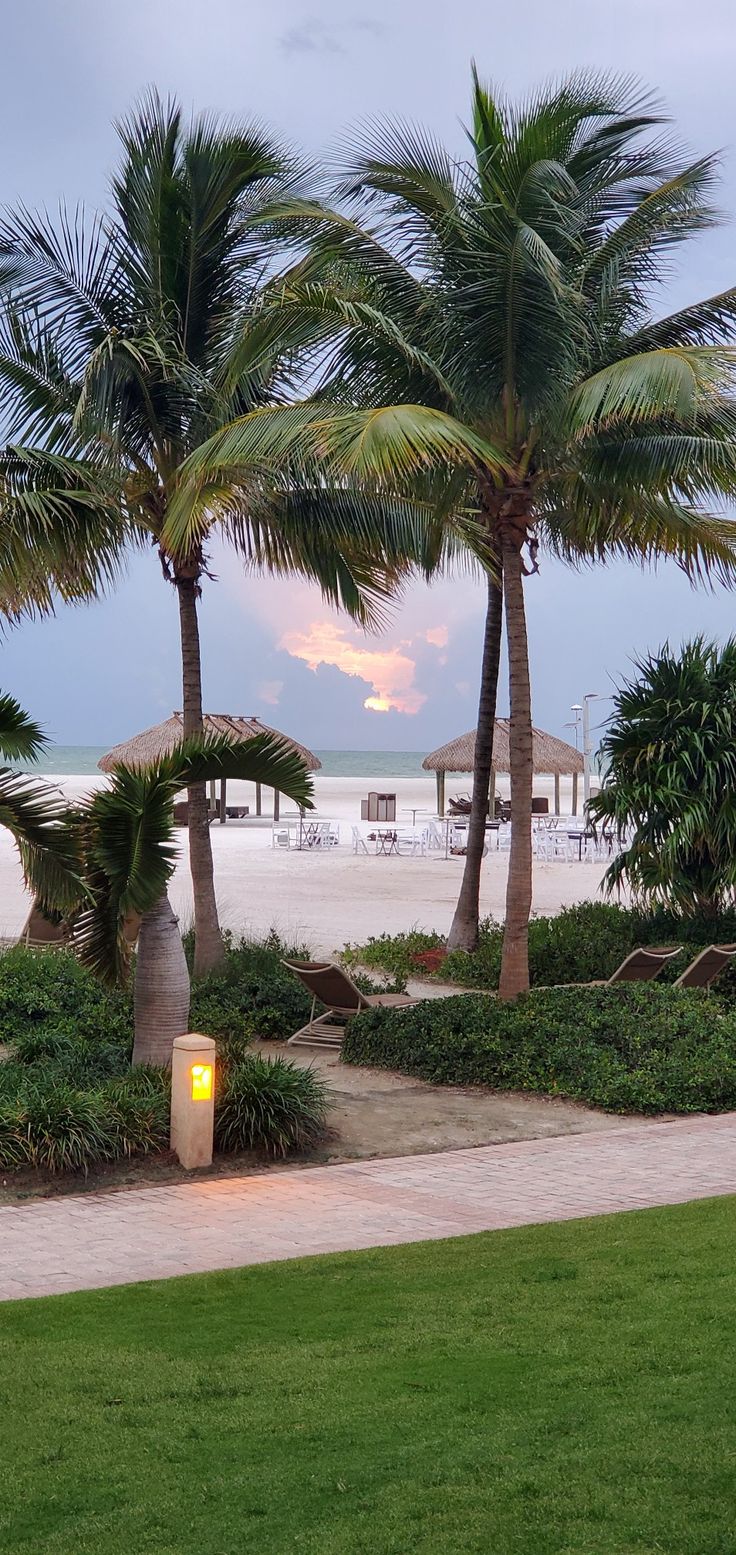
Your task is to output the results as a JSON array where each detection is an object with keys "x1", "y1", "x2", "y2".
[
  {"x1": 343, "y1": 984, "x2": 736, "y2": 1114},
  {"x1": 0, "y1": 946, "x2": 133, "y2": 1050},
  {"x1": 343, "y1": 902, "x2": 736, "y2": 996}
]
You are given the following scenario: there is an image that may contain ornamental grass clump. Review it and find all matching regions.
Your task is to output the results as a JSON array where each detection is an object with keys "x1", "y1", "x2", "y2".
[{"x1": 215, "y1": 1054, "x2": 330, "y2": 1158}]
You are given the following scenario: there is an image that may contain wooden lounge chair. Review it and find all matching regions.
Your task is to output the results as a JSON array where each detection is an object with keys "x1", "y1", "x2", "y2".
[
  {"x1": 673, "y1": 944, "x2": 736, "y2": 990},
  {"x1": 283, "y1": 960, "x2": 419, "y2": 1049}
]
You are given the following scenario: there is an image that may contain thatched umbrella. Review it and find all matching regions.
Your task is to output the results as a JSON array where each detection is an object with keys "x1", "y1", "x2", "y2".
[
  {"x1": 423, "y1": 719, "x2": 584, "y2": 816},
  {"x1": 99, "y1": 713, "x2": 321, "y2": 822}
]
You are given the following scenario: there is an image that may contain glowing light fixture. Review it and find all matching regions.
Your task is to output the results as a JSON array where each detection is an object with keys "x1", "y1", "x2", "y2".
[{"x1": 191, "y1": 1063, "x2": 213, "y2": 1102}]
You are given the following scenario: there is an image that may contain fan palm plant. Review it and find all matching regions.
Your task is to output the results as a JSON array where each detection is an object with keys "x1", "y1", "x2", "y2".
[
  {"x1": 0, "y1": 95, "x2": 495, "y2": 977},
  {"x1": 25, "y1": 730, "x2": 314, "y2": 1065},
  {"x1": 178, "y1": 71, "x2": 736, "y2": 995},
  {"x1": 589, "y1": 638, "x2": 736, "y2": 917}
]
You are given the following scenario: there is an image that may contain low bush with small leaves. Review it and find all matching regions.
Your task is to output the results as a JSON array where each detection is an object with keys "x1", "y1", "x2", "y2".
[
  {"x1": 342, "y1": 929, "x2": 442, "y2": 986},
  {"x1": 343, "y1": 983, "x2": 736, "y2": 1115},
  {"x1": 190, "y1": 931, "x2": 313, "y2": 1043},
  {"x1": 343, "y1": 902, "x2": 736, "y2": 997},
  {"x1": 0, "y1": 946, "x2": 132, "y2": 1049}
]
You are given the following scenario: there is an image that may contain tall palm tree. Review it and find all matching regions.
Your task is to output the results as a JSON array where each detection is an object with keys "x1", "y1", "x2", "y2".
[
  {"x1": 25, "y1": 730, "x2": 314, "y2": 1065},
  {"x1": 590, "y1": 638, "x2": 736, "y2": 917},
  {"x1": 193, "y1": 70, "x2": 736, "y2": 993},
  {"x1": 0, "y1": 95, "x2": 488, "y2": 976}
]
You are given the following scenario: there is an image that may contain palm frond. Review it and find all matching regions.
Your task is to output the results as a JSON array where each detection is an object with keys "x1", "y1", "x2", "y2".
[
  {"x1": 0, "y1": 692, "x2": 47, "y2": 761},
  {"x1": 69, "y1": 732, "x2": 314, "y2": 985},
  {"x1": 0, "y1": 771, "x2": 85, "y2": 916},
  {"x1": 163, "y1": 401, "x2": 506, "y2": 557},
  {"x1": 568, "y1": 347, "x2": 736, "y2": 434}
]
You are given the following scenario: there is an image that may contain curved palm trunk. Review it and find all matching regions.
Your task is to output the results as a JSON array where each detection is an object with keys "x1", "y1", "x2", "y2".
[
  {"x1": 132, "y1": 892, "x2": 191, "y2": 1066},
  {"x1": 498, "y1": 535, "x2": 533, "y2": 999},
  {"x1": 176, "y1": 574, "x2": 225, "y2": 974},
  {"x1": 447, "y1": 564, "x2": 503, "y2": 951}
]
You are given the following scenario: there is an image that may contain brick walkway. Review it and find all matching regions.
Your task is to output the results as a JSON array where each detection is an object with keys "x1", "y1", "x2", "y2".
[{"x1": 2, "y1": 1114, "x2": 736, "y2": 1301}]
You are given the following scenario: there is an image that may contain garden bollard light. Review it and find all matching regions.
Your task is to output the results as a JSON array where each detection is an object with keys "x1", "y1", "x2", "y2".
[{"x1": 170, "y1": 1033, "x2": 216, "y2": 1169}]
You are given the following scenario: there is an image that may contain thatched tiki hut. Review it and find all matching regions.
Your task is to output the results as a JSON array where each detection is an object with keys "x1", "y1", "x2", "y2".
[
  {"x1": 99, "y1": 713, "x2": 321, "y2": 821},
  {"x1": 424, "y1": 719, "x2": 584, "y2": 816}
]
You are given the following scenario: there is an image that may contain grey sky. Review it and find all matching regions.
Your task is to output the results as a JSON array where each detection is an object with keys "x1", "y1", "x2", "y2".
[{"x1": 2, "y1": 0, "x2": 736, "y2": 748}]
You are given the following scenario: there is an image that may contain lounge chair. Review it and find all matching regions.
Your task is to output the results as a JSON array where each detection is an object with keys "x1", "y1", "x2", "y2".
[
  {"x1": 587, "y1": 945, "x2": 683, "y2": 986},
  {"x1": 283, "y1": 960, "x2": 419, "y2": 1048},
  {"x1": 673, "y1": 944, "x2": 736, "y2": 989}
]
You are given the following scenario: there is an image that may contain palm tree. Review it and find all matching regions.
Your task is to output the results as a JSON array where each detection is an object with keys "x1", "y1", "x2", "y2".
[
  {"x1": 0, "y1": 691, "x2": 75, "y2": 888},
  {"x1": 197, "y1": 70, "x2": 736, "y2": 993},
  {"x1": 25, "y1": 730, "x2": 314, "y2": 1065},
  {"x1": 0, "y1": 95, "x2": 489, "y2": 977},
  {"x1": 590, "y1": 638, "x2": 736, "y2": 917},
  {"x1": 0, "y1": 450, "x2": 124, "y2": 623}
]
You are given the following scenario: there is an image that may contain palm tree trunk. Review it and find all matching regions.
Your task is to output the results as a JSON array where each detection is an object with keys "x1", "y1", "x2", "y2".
[
  {"x1": 132, "y1": 891, "x2": 191, "y2": 1066},
  {"x1": 498, "y1": 534, "x2": 533, "y2": 999},
  {"x1": 447, "y1": 564, "x2": 503, "y2": 951},
  {"x1": 176, "y1": 573, "x2": 225, "y2": 974}
]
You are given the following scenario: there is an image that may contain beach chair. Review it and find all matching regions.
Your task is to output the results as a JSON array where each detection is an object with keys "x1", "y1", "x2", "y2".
[
  {"x1": 283, "y1": 960, "x2": 419, "y2": 1048},
  {"x1": 351, "y1": 826, "x2": 369, "y2": 855},
  {"x1": 673, "y1": 944, "x2": 736, "y2": 989},
  {"x1": 588, "y1": 945, "x2": 684, "y2": 986}
]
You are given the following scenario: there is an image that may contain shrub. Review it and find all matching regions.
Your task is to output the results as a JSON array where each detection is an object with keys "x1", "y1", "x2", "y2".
[
  {"x1": 343, "y1": 984, "x2": 736, "y2": 1115},
  {"x1": 0, "y1": 1067, "x2": 172, "y2": 1175},
  {"x1": 342, "y1": 929, "x2": 442, "y2": 985},
  {"x1": 215, "y1": 1054, "x2": 330, "y2": 1157},
  {"x1": 0, "y1": 946, "x2": 132, "y2": 1050},
  {"x1": 190, "y1": 932, "x2": 313, "y2": 1044},
  {"x1": 16, "y1": 1084, "x2": 117, "y2": 1173},
  {"x1": 9, "y1": 1028, "x2": 128, "y2": 1086},
  {"x1": 104, "y1": 1069, "x2": 171, "y2": 1157},
  {"x1": 343, "y1": 902, "x2": 736, "y2": 997}
]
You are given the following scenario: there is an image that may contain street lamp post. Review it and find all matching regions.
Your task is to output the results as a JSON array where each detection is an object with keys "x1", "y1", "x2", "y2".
[{"x1": 582, "y1": 693, "x2": 599, "y2": 807}]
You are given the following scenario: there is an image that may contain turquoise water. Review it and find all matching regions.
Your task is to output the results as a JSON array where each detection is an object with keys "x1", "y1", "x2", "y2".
[{"x1": 22, "y1": 746, "x2": 429, "y2": 778}]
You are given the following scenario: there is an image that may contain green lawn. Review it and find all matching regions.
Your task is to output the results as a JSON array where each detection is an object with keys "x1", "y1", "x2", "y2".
[{"x1": 3, "y1": 1200, "x2": 736, "y2": 1554}]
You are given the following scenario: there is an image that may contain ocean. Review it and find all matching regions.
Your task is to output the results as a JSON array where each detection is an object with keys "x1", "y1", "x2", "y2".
[{"x1": 21, "y1": 747, "x2": 430, "y2": 778}]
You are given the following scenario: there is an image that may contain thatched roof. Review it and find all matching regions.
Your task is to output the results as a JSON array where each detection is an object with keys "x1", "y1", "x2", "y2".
[
  {"x1": 423, "y1": 719, "x2": 583, "y2": 775},
  {"x1": 99, "y1": 714, "x2": 322, "y2": 773}
]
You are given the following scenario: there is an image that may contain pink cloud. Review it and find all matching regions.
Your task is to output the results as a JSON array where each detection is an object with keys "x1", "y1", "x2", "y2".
[
  {"x1": 256, "y1": 679, "x2": 283, "y2": 706},
  {"x1": 279, "y1": 620, "x2": 426, "y2": 714},
  {"x1": 424, "y1": 625, "x2": 449, "y2": 647}
]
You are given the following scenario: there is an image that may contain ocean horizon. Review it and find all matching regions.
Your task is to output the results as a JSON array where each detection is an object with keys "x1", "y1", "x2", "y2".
[{"x1": 21, "y1": 747, "x2": 432, "y2": 779}]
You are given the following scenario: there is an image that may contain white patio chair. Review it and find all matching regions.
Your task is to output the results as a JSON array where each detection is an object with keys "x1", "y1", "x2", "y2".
[
  {"x1": 351, "y1": 826, "x2": 369, "y2": 855},
  {"x1": 272, "y1": 826, "x2": 291, "y2": 850},
  {"x1": 425, "y1": 820, "x2": 445, "y2": 852}
]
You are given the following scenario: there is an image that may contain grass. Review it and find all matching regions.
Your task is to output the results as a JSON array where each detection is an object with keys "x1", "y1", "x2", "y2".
[{"x1": 3, "y1": 1198, "x2": 736, "y2": 1554}]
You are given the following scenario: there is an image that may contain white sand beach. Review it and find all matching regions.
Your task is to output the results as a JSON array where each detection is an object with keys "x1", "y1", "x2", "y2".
[{"x1": 2, "y1": 770, "x2": 612, "y2": 955}]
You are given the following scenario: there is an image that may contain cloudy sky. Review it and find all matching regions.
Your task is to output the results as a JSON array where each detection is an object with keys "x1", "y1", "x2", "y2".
[{"x1": 2, "y1": 0, "x2": 736, "y2": 750}]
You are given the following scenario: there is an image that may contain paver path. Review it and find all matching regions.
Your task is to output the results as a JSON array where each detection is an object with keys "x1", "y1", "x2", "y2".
[{"x1": 3, "y1": 1114, "x2": 736, "y2": 1300}]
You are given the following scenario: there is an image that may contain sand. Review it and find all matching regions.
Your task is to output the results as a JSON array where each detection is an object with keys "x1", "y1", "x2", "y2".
[{"x1": 2, "y1": 769, "x2": 614, "y2": 954}]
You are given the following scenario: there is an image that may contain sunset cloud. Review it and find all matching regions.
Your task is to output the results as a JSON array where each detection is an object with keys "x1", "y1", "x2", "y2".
[
  {"x1": 279, "y1": 620, "x2": 426, "y2": 715},
  {"x1": 256, "y1": 679, "x2": 284, "y2": 706},
  {"x1": 424, "y1": 625, "x2": 449, "y2": 647}
]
